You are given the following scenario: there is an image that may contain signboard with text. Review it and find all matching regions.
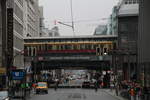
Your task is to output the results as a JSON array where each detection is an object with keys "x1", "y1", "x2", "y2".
[
  {"x1": 7, "y1": 8, "x2": 13, "y2": 68},
  {"x1": 11, "y1": 70, "x2": 25, "y2": 80}
]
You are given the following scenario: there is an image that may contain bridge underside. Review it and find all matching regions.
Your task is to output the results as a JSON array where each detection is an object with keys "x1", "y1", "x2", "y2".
[{"x1": 33, "y1": 60, "x2": 110, "y2": 71}]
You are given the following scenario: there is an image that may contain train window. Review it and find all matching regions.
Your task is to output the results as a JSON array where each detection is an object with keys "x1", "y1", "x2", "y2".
[
  {"x1": 58, "y1": 45, "x2": 62, "y2": 50},
  {"x1": 45, "y1": 44, "x2": 48, "y2": 51},
  {"x1": 60, "y1": 45, "x2": 63, "y2": 50},
  {"x1": 39, "y1": 45, "x2": 42, "y2": 51},
  {"x1": 88, "y1": 44, "x2": 91, "y2": 50},
  {"x1": 77, "y1": 44, "x2": 80, "y2": 50},
  {"x1": 42, "y1": 44, "x2": 45, "y2": 51},
  {"x1": 91, "y1": 45, "x2": 94, "y2": 50},
  {"x1": 52, "y1": 45, "x2": 57, "y2": 50},
  {"x1": 56, "y1": 45, "x2": 59, "y2": 50},
  {"x1": 80, "y1": 44, "x2": 85, "y2": 50},
  {"x1": 73, "y1": 45, "x2": 77, "y2": 50},
  {"x1": 47, "y1": 45, "x2": 52, "y2": 50},
  {"x1": 33, "y1": 48, "x2": 36, "y2": 56},
  {"x1": 29, "y1": 47, "x2": 32, "y2": 56},
  {"x1": 70, "y1": 45, "x2": 73, "y2": 50},
  {"x1": 93, "y1": 44, "x2": 98, "y2": 50},
  {"x1": 108, "y1": 44, "x2": 112, "y2": 50},
  {"x1": 37, "y1": 45, "x2": 39, "y2": 51}
]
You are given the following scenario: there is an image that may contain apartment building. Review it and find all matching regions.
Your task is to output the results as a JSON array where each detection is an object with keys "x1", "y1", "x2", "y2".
[
  {"x1": 24, "y1": 0, "x2": 40, "y2": 37},
  {"x1": 5, "y1": 0, "x2": 41, "y2": 69}
]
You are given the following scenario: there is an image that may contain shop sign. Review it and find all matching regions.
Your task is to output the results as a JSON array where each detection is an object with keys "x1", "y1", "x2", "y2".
[
  {"x1": 11, "y1": 70, "x2": 25, "y2": 80},
  {"x1": 0, "y1": 68, "x2": 6, "y2": 74}
]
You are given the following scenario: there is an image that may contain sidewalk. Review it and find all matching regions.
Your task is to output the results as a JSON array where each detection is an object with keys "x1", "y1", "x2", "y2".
[
  {"x1": 11, "y1": 89, "x2": 35, "y2": 100},
  {"x1": 103, "y1": 89, "x2": 128, "y2": 100}
]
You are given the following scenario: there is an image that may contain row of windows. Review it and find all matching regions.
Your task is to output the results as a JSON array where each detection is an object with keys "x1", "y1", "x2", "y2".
[
  {"x1": 25, "y1": 43, "x2": 113, "y2": 55},
  {"x1": 14, "y1": 35, "x2": 24, "y2": 50},
  {"x1": 124, "y1": 0, "x2": 139, "y2": 4},
  {"x1": 14, "y1": 2, "x2": 23, "y2": 21},
  {"x1": 14, "y1": 19, "x2": 23, "y2": 36},
  {"x1": 16, "y1": 0, "x2": 23, "y2": 7}
]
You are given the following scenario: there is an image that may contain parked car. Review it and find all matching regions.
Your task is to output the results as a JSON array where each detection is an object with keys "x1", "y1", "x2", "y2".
[
  {"x1": 0, "y1": 91, "x2": 9, "y2": 100},
  {"x1": 90, "y1": 79, "x2": 96, "y2": 88},
  {"x1": 48, "y1": 80, "x2": 56, "y2": 88},
  {"x1": 82, "y1": 81, "x2": 91, "y2": 88},
  {"x1": 35, "y1": 82, "x2": 48, "y2": 94}
]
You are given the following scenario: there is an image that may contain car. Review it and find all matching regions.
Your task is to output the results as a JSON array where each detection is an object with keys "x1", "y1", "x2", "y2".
[
  {"x1": 82, "y1": 81, "x2": 91, "y2": 88},
  {"x1": 35, "y1": 82, "x2": 48, "y2": 94},
  {"x1": 0, "y1": 91, "x2": 9, "y2": 100},
  {"x1": 48, "y1": 80, "x2": 56, "y2": 88},
  {"x1": 90, "y1": 79, "x2": 96, "y2": 88}
]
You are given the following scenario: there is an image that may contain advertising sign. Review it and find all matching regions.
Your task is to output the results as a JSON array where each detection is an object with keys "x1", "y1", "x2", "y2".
[{"x1": 0, "y1": 68, "x2": 6, "y2": 74}]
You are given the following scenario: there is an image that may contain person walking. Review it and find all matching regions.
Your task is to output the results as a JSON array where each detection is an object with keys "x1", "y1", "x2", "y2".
[
  {"x1": 54, "y1": 78, "x2": 59, "y2": 91},
  {"x1": 94, "y1": 80, "x2": 98, "y2": 92},
  {"x1": 129, "y1": 87, "x2": 135, "y2": 100}
]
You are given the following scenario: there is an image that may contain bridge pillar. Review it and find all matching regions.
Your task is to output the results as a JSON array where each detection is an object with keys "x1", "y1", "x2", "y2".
[{"x1": 55, "y1": 69, "x2": 61, "y2": 79}]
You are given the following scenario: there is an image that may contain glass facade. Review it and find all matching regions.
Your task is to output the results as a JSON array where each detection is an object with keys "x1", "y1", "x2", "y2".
[
  {"x1": 118, "y1": 16, "x2": 138, "y2": 52},
  {"x1": 118, "y1": 16, "x2": 138, "y2": 81}
]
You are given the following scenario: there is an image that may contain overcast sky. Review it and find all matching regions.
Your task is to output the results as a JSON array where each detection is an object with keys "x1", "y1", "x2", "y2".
[{"x1": 39, "y1": 0, "x2": 119, "y2": 36}]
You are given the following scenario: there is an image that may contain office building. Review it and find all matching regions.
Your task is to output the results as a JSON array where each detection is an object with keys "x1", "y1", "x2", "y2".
[
  {"x1": 93, "y1": 25, "x2": 107, "y2": 35},
  {"x1": 117, "y1": 0, "x2": 139, "y2": 81}
]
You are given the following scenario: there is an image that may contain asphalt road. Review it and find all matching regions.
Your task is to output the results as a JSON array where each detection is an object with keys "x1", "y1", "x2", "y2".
[{"x1": 29, "y1": 89, "x2": 119, "y2": 100}]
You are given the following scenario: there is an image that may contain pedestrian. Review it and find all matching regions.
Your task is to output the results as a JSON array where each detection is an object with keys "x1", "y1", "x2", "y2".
[
  {"x1": 94, "y1": 80, "x2": 98, "y2": 92},
  {"x1": 101, "y1": 81, "x2": 104, "y2": 88},
  {"x1": 129, "y1": 87, "x2": 135, "y2": 100},
  {"x1": 115, "y1": 83, "x2": 119, "y2": 96},
  {"x1": 143, "y1": 87, "x2": 149, "y2": 100},
  {"x1": 54, "y1": 78, "x2": 59, "y2": 91},
  {"x1": 110, "y1": 81, "x2": 114, "y2": 91}
]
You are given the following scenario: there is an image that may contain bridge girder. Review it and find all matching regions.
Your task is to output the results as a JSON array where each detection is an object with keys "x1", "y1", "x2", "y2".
[{"x1": 32, "y1": 60, "x2": 111, "y2": 71}]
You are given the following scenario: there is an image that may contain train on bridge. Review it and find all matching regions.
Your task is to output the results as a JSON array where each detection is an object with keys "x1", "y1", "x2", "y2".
[{"x1": 24, "y1": 35, "x2": 117, "y2": 70}]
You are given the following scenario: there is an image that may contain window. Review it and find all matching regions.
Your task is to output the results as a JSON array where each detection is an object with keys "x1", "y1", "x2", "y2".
[
  {"x1": 14, "y1": 3, "x2": 23, "y2": 21},
  {"x1": 14, "y1": 19, "x2": 23, "y2": 35},
  {"x1": 124, "y1": 0, "x2": 139, "y2": 4}
]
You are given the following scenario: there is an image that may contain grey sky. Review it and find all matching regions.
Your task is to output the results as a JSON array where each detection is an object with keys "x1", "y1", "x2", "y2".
[{"x1": 39, "y1": 0, "x2": 119, "y2": 36}]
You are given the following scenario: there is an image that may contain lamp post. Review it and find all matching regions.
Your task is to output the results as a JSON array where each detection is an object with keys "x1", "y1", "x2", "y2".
[
  {"x1": 57, "y1": 0, "x2": 75, "y2": 36},
  {"x1": 70, "y1": 0, "x2": 75, "y2": 35}
]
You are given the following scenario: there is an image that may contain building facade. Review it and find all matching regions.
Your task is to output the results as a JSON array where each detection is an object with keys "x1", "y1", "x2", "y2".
[
  {"x1": 0, "y1": 0, "x2": 2, "y2": 68},
  {"x1": 116, "y1": 0, "x2": 139, "y2": 81},
  {"x1": 49, "y1": 26, "x2": 60, "y2": 37},
  {"x1": 93, "y1": 25, "x2": 107, "y2": 35},
  {"x1": 5, "y1": 0, "x2": 41, "y2": 69},
  {"x1": 138, "y1": 0, "x2": 150, "y2": 87},
  {"x1": 24, "y1": 0, "x2": 40, "y2": 37},
  {"x1": 0, "y1": 0, "x2": 7, "y2": 87},
  {"x1": 110, "y1": 6, "x2": 118, "y2": 35},
  {"x1": 6, "y1": 0, "x2": 25, "y2": 69}
]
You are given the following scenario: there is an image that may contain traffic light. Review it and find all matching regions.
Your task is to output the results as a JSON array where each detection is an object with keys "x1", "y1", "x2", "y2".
[
  {"x1": 96, "y1": 47, "x2": 103, "y2": 56},
  {"x1": 103, "y1": 44, "x2": 109, "y2": 55}
]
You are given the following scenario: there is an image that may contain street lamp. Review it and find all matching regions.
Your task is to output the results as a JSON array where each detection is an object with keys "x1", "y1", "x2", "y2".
[
  {"x1": 57, "y1": 0, "x2": 75, "y2": 36},
  {"x1": 70, "y1": 0, "x2": 75, "y2": 35}
]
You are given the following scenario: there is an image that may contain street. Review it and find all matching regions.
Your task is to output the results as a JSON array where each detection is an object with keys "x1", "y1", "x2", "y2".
[{"x1": 29, "y1": 89, "x2": 119, "y2": 100}]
